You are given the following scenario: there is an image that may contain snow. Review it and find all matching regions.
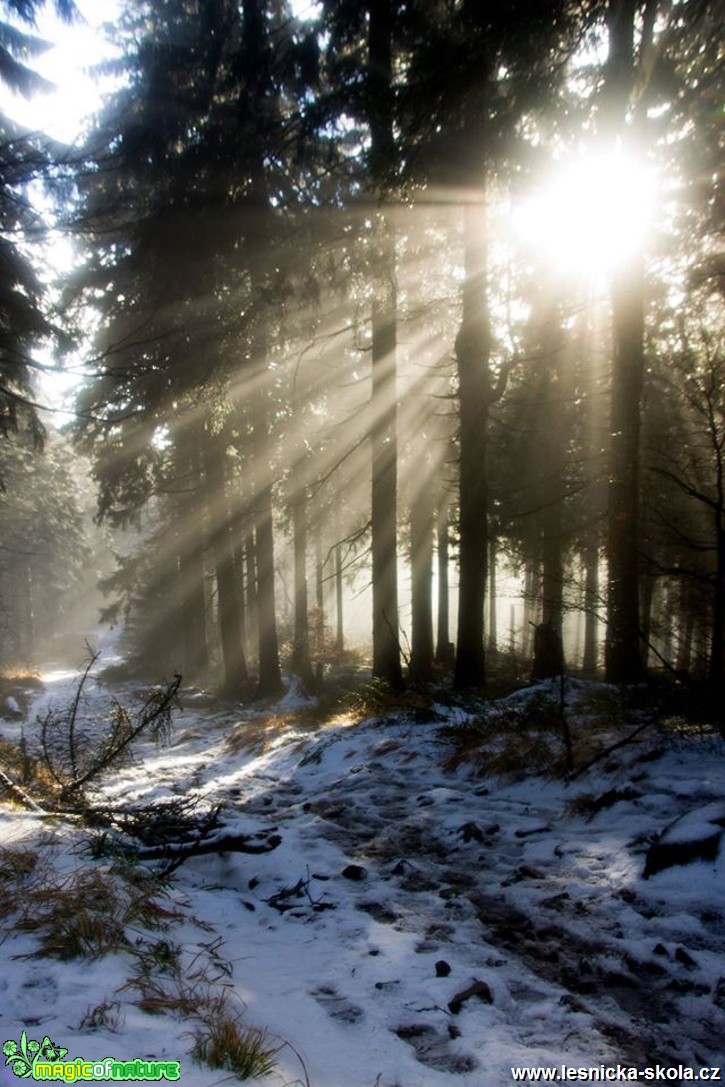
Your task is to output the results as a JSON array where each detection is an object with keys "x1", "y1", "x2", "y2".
[
  {"x1": 656, "y1": 802, "x2": 725, "y2": 846},
  {"x1": 1, "y1": 650, "x2": 724, "y2": 1086}
]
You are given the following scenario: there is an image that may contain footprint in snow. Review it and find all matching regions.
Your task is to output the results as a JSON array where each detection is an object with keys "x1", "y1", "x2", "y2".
[
  {"x1": 310, "y1": 984, "x2": 364, "y2": 1024},
  {"x1": 13, "y1": 969, "x2": 59, "y2": 1022},
  {"x1": 395, "y1": 1023, "x2": 478, "y2": 1074}
]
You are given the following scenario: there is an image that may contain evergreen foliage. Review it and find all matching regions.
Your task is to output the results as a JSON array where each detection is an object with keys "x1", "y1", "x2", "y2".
[{"x1": 0, "y1": 0, "x2": 721, "y2": 697}]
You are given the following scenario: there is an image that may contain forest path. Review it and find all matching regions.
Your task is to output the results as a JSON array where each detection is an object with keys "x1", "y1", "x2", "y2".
[
  {"x1": 7, "y1": 661, "x2": 723, "y2": 1086},
  {"x1": 207, "y1": 706, "x2": 725, "y2": 1080}
]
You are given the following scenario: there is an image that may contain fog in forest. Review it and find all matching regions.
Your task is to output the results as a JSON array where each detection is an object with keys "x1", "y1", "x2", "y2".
[
  {"x1": 1, "y1": 4, "x2": 724, "y2": 1084},
  {"x1": 0, "y1": 0, "x2": 721, "y2": 701}
]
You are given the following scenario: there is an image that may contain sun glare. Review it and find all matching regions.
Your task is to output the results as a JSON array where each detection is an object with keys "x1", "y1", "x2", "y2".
[
  {"x1": 0, "y1": 1, "x2": 120, "y2": 144},
  {"x1": 515, "y1": 150, "x2": 656, "y2": 278}
]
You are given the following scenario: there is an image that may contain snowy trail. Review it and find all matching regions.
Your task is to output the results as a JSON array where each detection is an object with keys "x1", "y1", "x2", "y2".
[
  {"x1": 211, "y1": 712, "x2": 725, "y2": 1079},
  {"x1": 1, "y1": 663, "x2": 724, "y2": 1086}
]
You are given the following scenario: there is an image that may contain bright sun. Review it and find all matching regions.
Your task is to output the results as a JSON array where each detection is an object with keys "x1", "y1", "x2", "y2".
[{"x1": 515, "y1": 150, "x2": 656, "y2": 278}]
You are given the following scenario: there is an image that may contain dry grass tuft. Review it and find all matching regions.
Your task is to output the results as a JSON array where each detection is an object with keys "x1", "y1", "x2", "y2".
[
  {"x1": 0, "y1": 738, "x2": 58, "y2": 803},
  {"x1": 226, "y1": 712, "x2": 304, "y2": 756},
  {"x1": 1, "y1": 835, "x2": 280, "y2": 1081},
  {"x1": 189, "y1": 1014, "x2": 278, "y2": 1080},
  {"x1": 14, "y1": 864, "x2": 181, "y2": 960},
  {"x1": 126, "y1": 973, "x2": 222, "y2": 1018},
  {"x1": 226, "y1": 699, "x2": 354, "y2": 756},
  {"x1": 0, "y1": 845, "x2": 41, "y2": 927},
  {"x1": 79, "y1": 1000, "x2": 125, "y2": 1032},
  {"x1": 0, "y1": 845, "x2": 39, "y2": 882}
]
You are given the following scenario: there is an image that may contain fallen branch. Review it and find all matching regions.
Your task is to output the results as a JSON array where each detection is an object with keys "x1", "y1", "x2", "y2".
[
  {"x1": 135, "y1": 831, "x2": 282, "y2": 874},
  {"x1": 568, "y1": 719, "x2": 655, "y2": 780},
  {"x1": 0, "y1": 765, "x2": 48, "y2": 814}
]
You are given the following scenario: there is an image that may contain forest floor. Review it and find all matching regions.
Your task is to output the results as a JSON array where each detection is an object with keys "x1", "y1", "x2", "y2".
[{"x1": 0, "y1": 641, "x2": 724, "y2": 1086}]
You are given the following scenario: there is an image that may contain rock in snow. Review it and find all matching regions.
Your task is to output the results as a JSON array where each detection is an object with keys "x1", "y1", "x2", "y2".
[{"x1": 644, "y1": 801, "x2": 725, "y2": 877}]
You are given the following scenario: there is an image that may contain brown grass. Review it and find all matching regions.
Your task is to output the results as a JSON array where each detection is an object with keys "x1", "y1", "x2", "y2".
[
  {"x1": 0, "y1": 737, "x2": 60, "y2": 803},
  {"x1": 225, "y1": 701, "x2": 355, "y2": 756},
  {"x1": 189, "y1": 1014, "x2": 278, "y2": 1079},
  {"x1": 14, "y1": 864, "x2": 182, "y2": 960}
]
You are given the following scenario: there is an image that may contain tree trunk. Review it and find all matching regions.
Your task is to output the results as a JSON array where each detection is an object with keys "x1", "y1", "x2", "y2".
[
  {"x1": 454, "y1": 196, "x2": 490, "y2": 689},
  {"x1": 230, "y1": 513, "x2": 248, "y2": 670},
  {"x1": 202, "y1": 427, "x2": 248, "y2": 699},
  {"x1": 253, "y1": 476, "x2": 282, "y2": 698},
  {"x1": 410, "y1": 485, "x2": 434, "y2": 682},
  {"x1": 369, "y1": 0, "x2": 403, "y2": 688},
  {"x1": 532, "y1": 340, "x2": 566, "y2": 681},
  {"x1": 175, "y1": 423, "x2": 209, "y2": 682},
  {"x1": 435, "y1": 504, "x2": 453, "y2": 667},
  {"x1": 676, "y1": 579, "x2": 694, "y2": 674},
  {"x1": 335, "y1": 542, "x2": 344, "y2": 653},
  {"x1": 532, "y1": 527, "x2": 565, "y2": 680},
  {"x1": 604, "y1": 0, "x2": 646, "y2": 683},
  {"x1": 313, "y1": 528, "x2": 325, "y2": 661},
  {"x1": 488, "y1": 537, "x2": 497, "y2": 653},
  {"x1": 239, "y1": 0, "x2": 283, "y2": 699},
  {"x1": 20, "y1": 563, "x2": 34, "y2": 661},
  {"x1": 709, "y1": 531, "x2": 725, "y2": 684},
  {"x1": 605, "y1": 253, "x2": 646, "y2": 681},
  {"x1": 639, "y1": 558, "x2": 655, "y2": 668},
  {"x1": 290, "y1": 484, "x2": 315, "y2": 692},
  {"x1": 580, "y1": 304, "x2": 604, "y2": 677},
  {"x1": 523, "y1": 544, "x2": 539, "y2": 659},
  {"x1": 582, "y1": 546, "x2": 600, "y2": 676},
  {"x1": 244, "y1": 515, "x2": 257, "y2": 669}
]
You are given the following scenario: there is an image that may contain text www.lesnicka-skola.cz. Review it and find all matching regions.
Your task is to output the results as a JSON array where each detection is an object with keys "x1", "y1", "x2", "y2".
[{"x1": 511, "y1": 1065, "x2": 722, "y2": 1082}]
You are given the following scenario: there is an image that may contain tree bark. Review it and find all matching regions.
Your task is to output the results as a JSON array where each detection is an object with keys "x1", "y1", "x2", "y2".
[
  {"x1": 710, "y1": 531, "x2": 725, "y2": 684},
  {"x1": 244, "y1": 514, "x2": 257, "y2": 668},
  {"x1": 582, "y1": 546, "x2": 600, "y2": 675},
  {"x1": 532, "y1": 325, "x2": 566, "y2": 681},
  {"x1": 454, "y1": 197, "x2": 490, "y2": 688},
  {"x1": 290, "y1": 483, "x2": 315, "y2": 692},
  {"x1": 605, "y1": 252, "x2": 646, "y2": 681},
  {"x1": 676, "y1": 579, "x2": 694, "y2": 674},
  {"x1": 435, "y1": 504, "x2": 453, "y2": 667},
  {"x1": 488, "y1": 537, "x2": 497, "y2": 653},
  {"x1": 175, "y1": 423, "x2": 209, "y2": 682},
  {"x1": 230, "y1": 512, "x2": 248, "y2": 670},
  {"x1": 410, "y1": 484, "x2": 434, "y2": 682},
  {"x1": 335, "y1": 541, "x2": 344, "y2": 653},
  {"x1": 603, "y1": 0, "x2": 646, "y2": 682},
  {"x1": 369, "y1": 0, "x2": 403, "y2": 688},
  {"x1": 202, "y1": 427, "x2": 248, "y2": 699}
]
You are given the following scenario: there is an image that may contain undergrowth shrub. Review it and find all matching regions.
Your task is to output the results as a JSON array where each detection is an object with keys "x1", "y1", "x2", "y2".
[
  {"x1": 226, "y1": 696, "x2": 359, "y2": 757},
  {"x1": 440, "y1": 678, "x2": 677, "y2": 779},
  {"x1": 346, "y1": 678, "x2": 428, "y2": 720},
  {"x1": 443, "y1": 695, "x2": 570, "y2": 779}
]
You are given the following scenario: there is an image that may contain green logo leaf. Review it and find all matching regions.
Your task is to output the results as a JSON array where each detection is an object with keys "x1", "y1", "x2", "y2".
[{"x1": 3, "y1": 1033, "x2": 68, "y2": 1078}]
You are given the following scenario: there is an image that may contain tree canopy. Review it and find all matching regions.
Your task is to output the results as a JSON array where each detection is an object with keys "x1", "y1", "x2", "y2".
[{"x1": 0, "y1": 0, "x2": 722, "y2": 699}]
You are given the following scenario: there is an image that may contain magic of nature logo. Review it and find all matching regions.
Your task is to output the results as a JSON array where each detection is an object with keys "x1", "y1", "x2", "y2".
[{"x1": 3, "y1": 1033, "x2": 180, "y2": 1081}]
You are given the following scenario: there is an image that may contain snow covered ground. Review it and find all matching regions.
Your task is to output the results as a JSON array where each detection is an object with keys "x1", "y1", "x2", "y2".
[{"x1": 1, "y1": 647, "x2": 724, "y2": 1086}]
